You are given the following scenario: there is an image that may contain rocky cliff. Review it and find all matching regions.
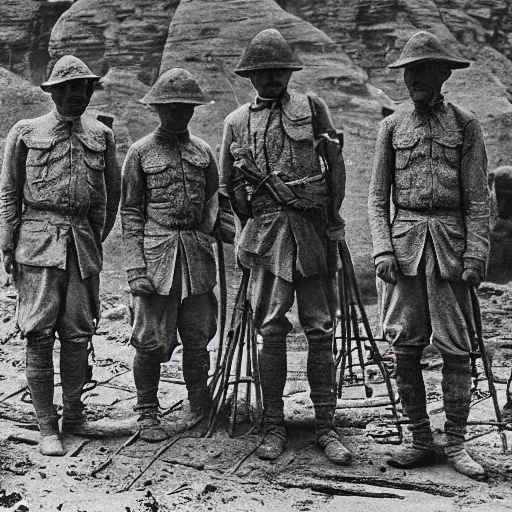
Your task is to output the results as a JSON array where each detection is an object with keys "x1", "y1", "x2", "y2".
[
  {"x1": 0, "y1": 1, "x2": 72, "y2": 85},
  {"x1": 48, "y1": 0, "x2": 179, "y2": 86},
  {"x1": 0, "y1": 67, "x2": 53, "y2": 143}
]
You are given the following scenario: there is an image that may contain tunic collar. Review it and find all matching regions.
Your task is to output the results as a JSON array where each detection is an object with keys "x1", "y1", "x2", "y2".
[
  {"x1": 250, "y1": 91, "x2": 290, "y2": 112},
  {"x1": 155, "y1": 125, "x2": 190, "y2": 143},
  {"x1": 52, "y1": 108, "x2": 83, "y2": 128}
]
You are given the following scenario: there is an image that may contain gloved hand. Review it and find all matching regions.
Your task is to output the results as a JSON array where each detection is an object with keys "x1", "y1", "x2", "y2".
[
  {"x1": 2, "y1": 249, "x2": 14, "y2": 275},
  {"x1": 375, "y1": 254, "x2": 399, "y2": 285},
  {"x1": 129, "y1": 276, "x2": 155, "y2": 296},
  {"x1": 462, "y1": 268, "x2": 483, "y2": 288}
]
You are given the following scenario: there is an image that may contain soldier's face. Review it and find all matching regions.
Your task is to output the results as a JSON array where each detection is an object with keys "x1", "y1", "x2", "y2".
[
  {"x1": 154, "y1": 103, "x2": 196, "y2": 132},
  {"x1": 249, "y1": 69, "x2": 293, "y2": 99},
  {"x1": 404, "y1": 62, "x2": 451, "y2": 103},
  {"x1": 50, "y1": 79, "x2": 94, "y2": 118}
]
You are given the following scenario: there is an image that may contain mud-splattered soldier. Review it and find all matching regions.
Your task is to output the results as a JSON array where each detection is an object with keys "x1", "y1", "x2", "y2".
[
  {"x1": 369, "y1": 31, "x2": 490, "y2": 479},
  {"x1": 220, "y1": 29, "x2": 350, "y2": 464},
  {"x1": 121, "y1": 69, "x2": 218, "y2": 442},
  {"x1": 0, "y1": 56, "x2": 120, "y2": 456}
]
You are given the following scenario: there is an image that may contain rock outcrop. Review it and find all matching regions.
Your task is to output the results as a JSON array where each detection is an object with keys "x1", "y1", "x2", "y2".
[
  {"x1": 160, "y1": 0, "x2": 368, "y2": 151},
  {"x1": 0, "y1": 67, "x2": 53, "y2": 140},
  {"x1": 0, "y1": 67, "x2": 53, "y2": 165},
  {"x1": 0, "y1": 0, "x2": 72, "y2": 85},
  {"x1": 48, "y1": 0, "x2": 179, "y2": 86}
]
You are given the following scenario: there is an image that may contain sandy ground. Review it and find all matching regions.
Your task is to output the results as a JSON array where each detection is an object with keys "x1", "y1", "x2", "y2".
[{"x1": 0, "y1": 265, "x2": 512, "y2": 511}]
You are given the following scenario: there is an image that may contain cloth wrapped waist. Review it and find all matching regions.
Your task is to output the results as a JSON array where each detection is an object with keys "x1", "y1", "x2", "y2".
[
  {"x1": 395, "y1": 207, "x2": 462, "y2": 222},
  {"x1": 146, "y1": 202, "x2": 201, "y2": 230},
  {"x1": 22, "y1": 206, "x2": 88, "y2": 224}
]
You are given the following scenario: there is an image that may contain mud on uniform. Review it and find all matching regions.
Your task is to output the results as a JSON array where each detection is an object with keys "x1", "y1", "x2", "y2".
[
  {"x1": 121, "y1": 126, "x2": 218, "y2": 410},
  {"x1": 369, "y1": 97, "x2": 490, "y2": 443},
  {"x1": 220, "y1": 90, "x2": 345, "y2": 433},
  {"x1": 0, "y1": 109, "x2": 120, "y2": 433}
]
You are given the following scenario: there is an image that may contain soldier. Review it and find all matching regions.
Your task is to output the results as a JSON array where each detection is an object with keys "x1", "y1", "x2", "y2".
[
  {"x1": 220, "y1": 29, "x2": 350, "y2": 464},
  {"x1": 0, "y1": 56, "x2": 120, "y2": 456},
  {"x1": 368, "y1": 31, "x2": 490, "y2": 479},
  {"x1": 121, "y1": 68, "x2": 218, "y2": 442}
]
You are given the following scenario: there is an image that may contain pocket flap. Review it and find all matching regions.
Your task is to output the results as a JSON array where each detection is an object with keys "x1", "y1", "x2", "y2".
[
  {"x1": 180, "y1": 144, "x2": 210, "y2": 168},
  {"x1": 434, "y1": 132, "x2": 462, "y2": 148},
  {"x1": 76, "y1": 132, "x2": 107, "y2": 152},
  {"x1": 24, "y1": 138, "x2": 55, "y2": 150},
  {"x1": 281, "y1": 115, "x2": 313, "y2": 142},
  {"x1": 84, "y1": 152, "x2": 105, "y2": 171},
  {"x1": 142, "y1": 163, "x2": 168, "y2": 175},
  {"x1": 392, "y1": 134, "x2": 420, "y2": 150}
]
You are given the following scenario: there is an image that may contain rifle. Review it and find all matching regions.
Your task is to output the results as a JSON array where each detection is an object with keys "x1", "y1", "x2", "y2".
[{"x1": 307, "y1": 93, "x2": 346, "y2": 239}]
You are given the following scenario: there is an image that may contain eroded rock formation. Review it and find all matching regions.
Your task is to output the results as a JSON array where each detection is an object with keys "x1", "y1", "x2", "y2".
[
  {"x1": 0, "y1": 0, "x2": 72, "y2": 85},
  {"x1": 48, "y1": 0, "x2": 179, "y2": 86}
]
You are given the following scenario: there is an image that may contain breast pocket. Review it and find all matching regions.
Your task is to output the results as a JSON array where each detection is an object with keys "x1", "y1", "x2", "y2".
[
  {"x1": 181, "y1": 151, "x2": 208, "y2": 205},
  {"x1": 434, "y1": 133, "x2": 462, "y2": 169},
  {"x1": 393, "y1": 135, "x2": 419, "y2": 170},
  {"x1": 25, "y1": 138, "x2": 56, "y2": 183},
  {"x1": 392, "y1": 134, "x2": 420, "y2": 189},
  {"x1": 143, "y1": 164, "x2": 171, "y2": 202}
]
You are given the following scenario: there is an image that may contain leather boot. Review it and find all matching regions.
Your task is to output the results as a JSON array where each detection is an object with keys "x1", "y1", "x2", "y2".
[
  {"x1": 387, "y1": 420, "x2": 436, "y2": 468},
  {"x1": 387, "y1": 348, "x2": 436, "y2": 468},
  {"x1": 317, "y1": 429, "x2": 351, "y2": 465},
  {"x1": 60, "y1": 338, "x2": 89, "y2": 433},
  {"x1": 442, "y1": 355, "x2": 486, "y2": 480},
  {"x1": 137, "y1": 407, "x2": 168, "y2": 443},
  {"x1": 256, "y1": 423, "x2": 287, "y2": 460}
]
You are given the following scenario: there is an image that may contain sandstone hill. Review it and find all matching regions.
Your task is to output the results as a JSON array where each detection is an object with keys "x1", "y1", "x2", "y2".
[{"x1": 1, "y1": 0, "x2": 512, "y2": 288}]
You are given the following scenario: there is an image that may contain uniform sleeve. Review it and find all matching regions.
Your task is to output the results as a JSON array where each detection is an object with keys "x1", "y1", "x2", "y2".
[
  {"x1": 460, "y1": 119, "x2": 490, "y2": 275},
  {"x1": 368, "y1": 118, "x2": 395, "y2": 260},
  {"x1": 101, "y1": 128, "x2": 121, "y2": 241},
  {"x1": 120, "y1": 145, "x2": 147, "y2": 273},
  {"x1": 0, "y1": 123, "x2": 26, "y2": 252},
  {"x1": 197, "y1": 146, "x2": 219, "y2": 235}
]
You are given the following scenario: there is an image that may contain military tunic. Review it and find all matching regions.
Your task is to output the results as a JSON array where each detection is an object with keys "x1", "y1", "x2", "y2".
[
  {"x1": 220, "y1": 90, "x2": 345, "y2": 430},
  {"x1": 369, "y1": 98, "x2": 490, "y2": 356},
  {"x1": 0, "y1": 109, "x2": 120, "y2": 337},
  {"x1": 121, "y1": 126, "x2": 218, "y2": 365}
]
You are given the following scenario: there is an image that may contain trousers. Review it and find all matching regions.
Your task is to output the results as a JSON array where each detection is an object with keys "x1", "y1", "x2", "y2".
[
  {"x1": 17, "y1": 244, "x2": 97, "y2": 433},
  {"x1": 250, "y1": 267, "x2": 337, "y2": 433},
  {"x1": 130, "y1": 290, "x2": 217, "y2": 409}
]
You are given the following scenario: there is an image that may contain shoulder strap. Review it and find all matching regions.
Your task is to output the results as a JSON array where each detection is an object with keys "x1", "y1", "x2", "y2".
[{"x1": 307, "y1": 93, "x2": 344, "y2": 148}]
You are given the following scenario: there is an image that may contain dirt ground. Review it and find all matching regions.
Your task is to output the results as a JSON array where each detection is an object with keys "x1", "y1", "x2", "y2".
[{"x1": 0, "y1": 253, "x2": 512, "y2": 512}]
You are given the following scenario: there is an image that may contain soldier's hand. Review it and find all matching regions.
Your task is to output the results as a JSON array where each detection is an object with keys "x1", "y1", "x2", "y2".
[
  {"x1": 129, "y1": 276, "x2": 155, "y2": 296},
  {"x1": 376, "y1": 255, "x2": 398, "y2": 285},
  {"x1": 2, "y1": 249, "x2": 14, "y2": 275},
  {"x1": 326, "y1": 224, "x2": 345, "y2": 241},
  {"x1": 462, "y1": 268, "x2": 482, "y2": 288}
]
